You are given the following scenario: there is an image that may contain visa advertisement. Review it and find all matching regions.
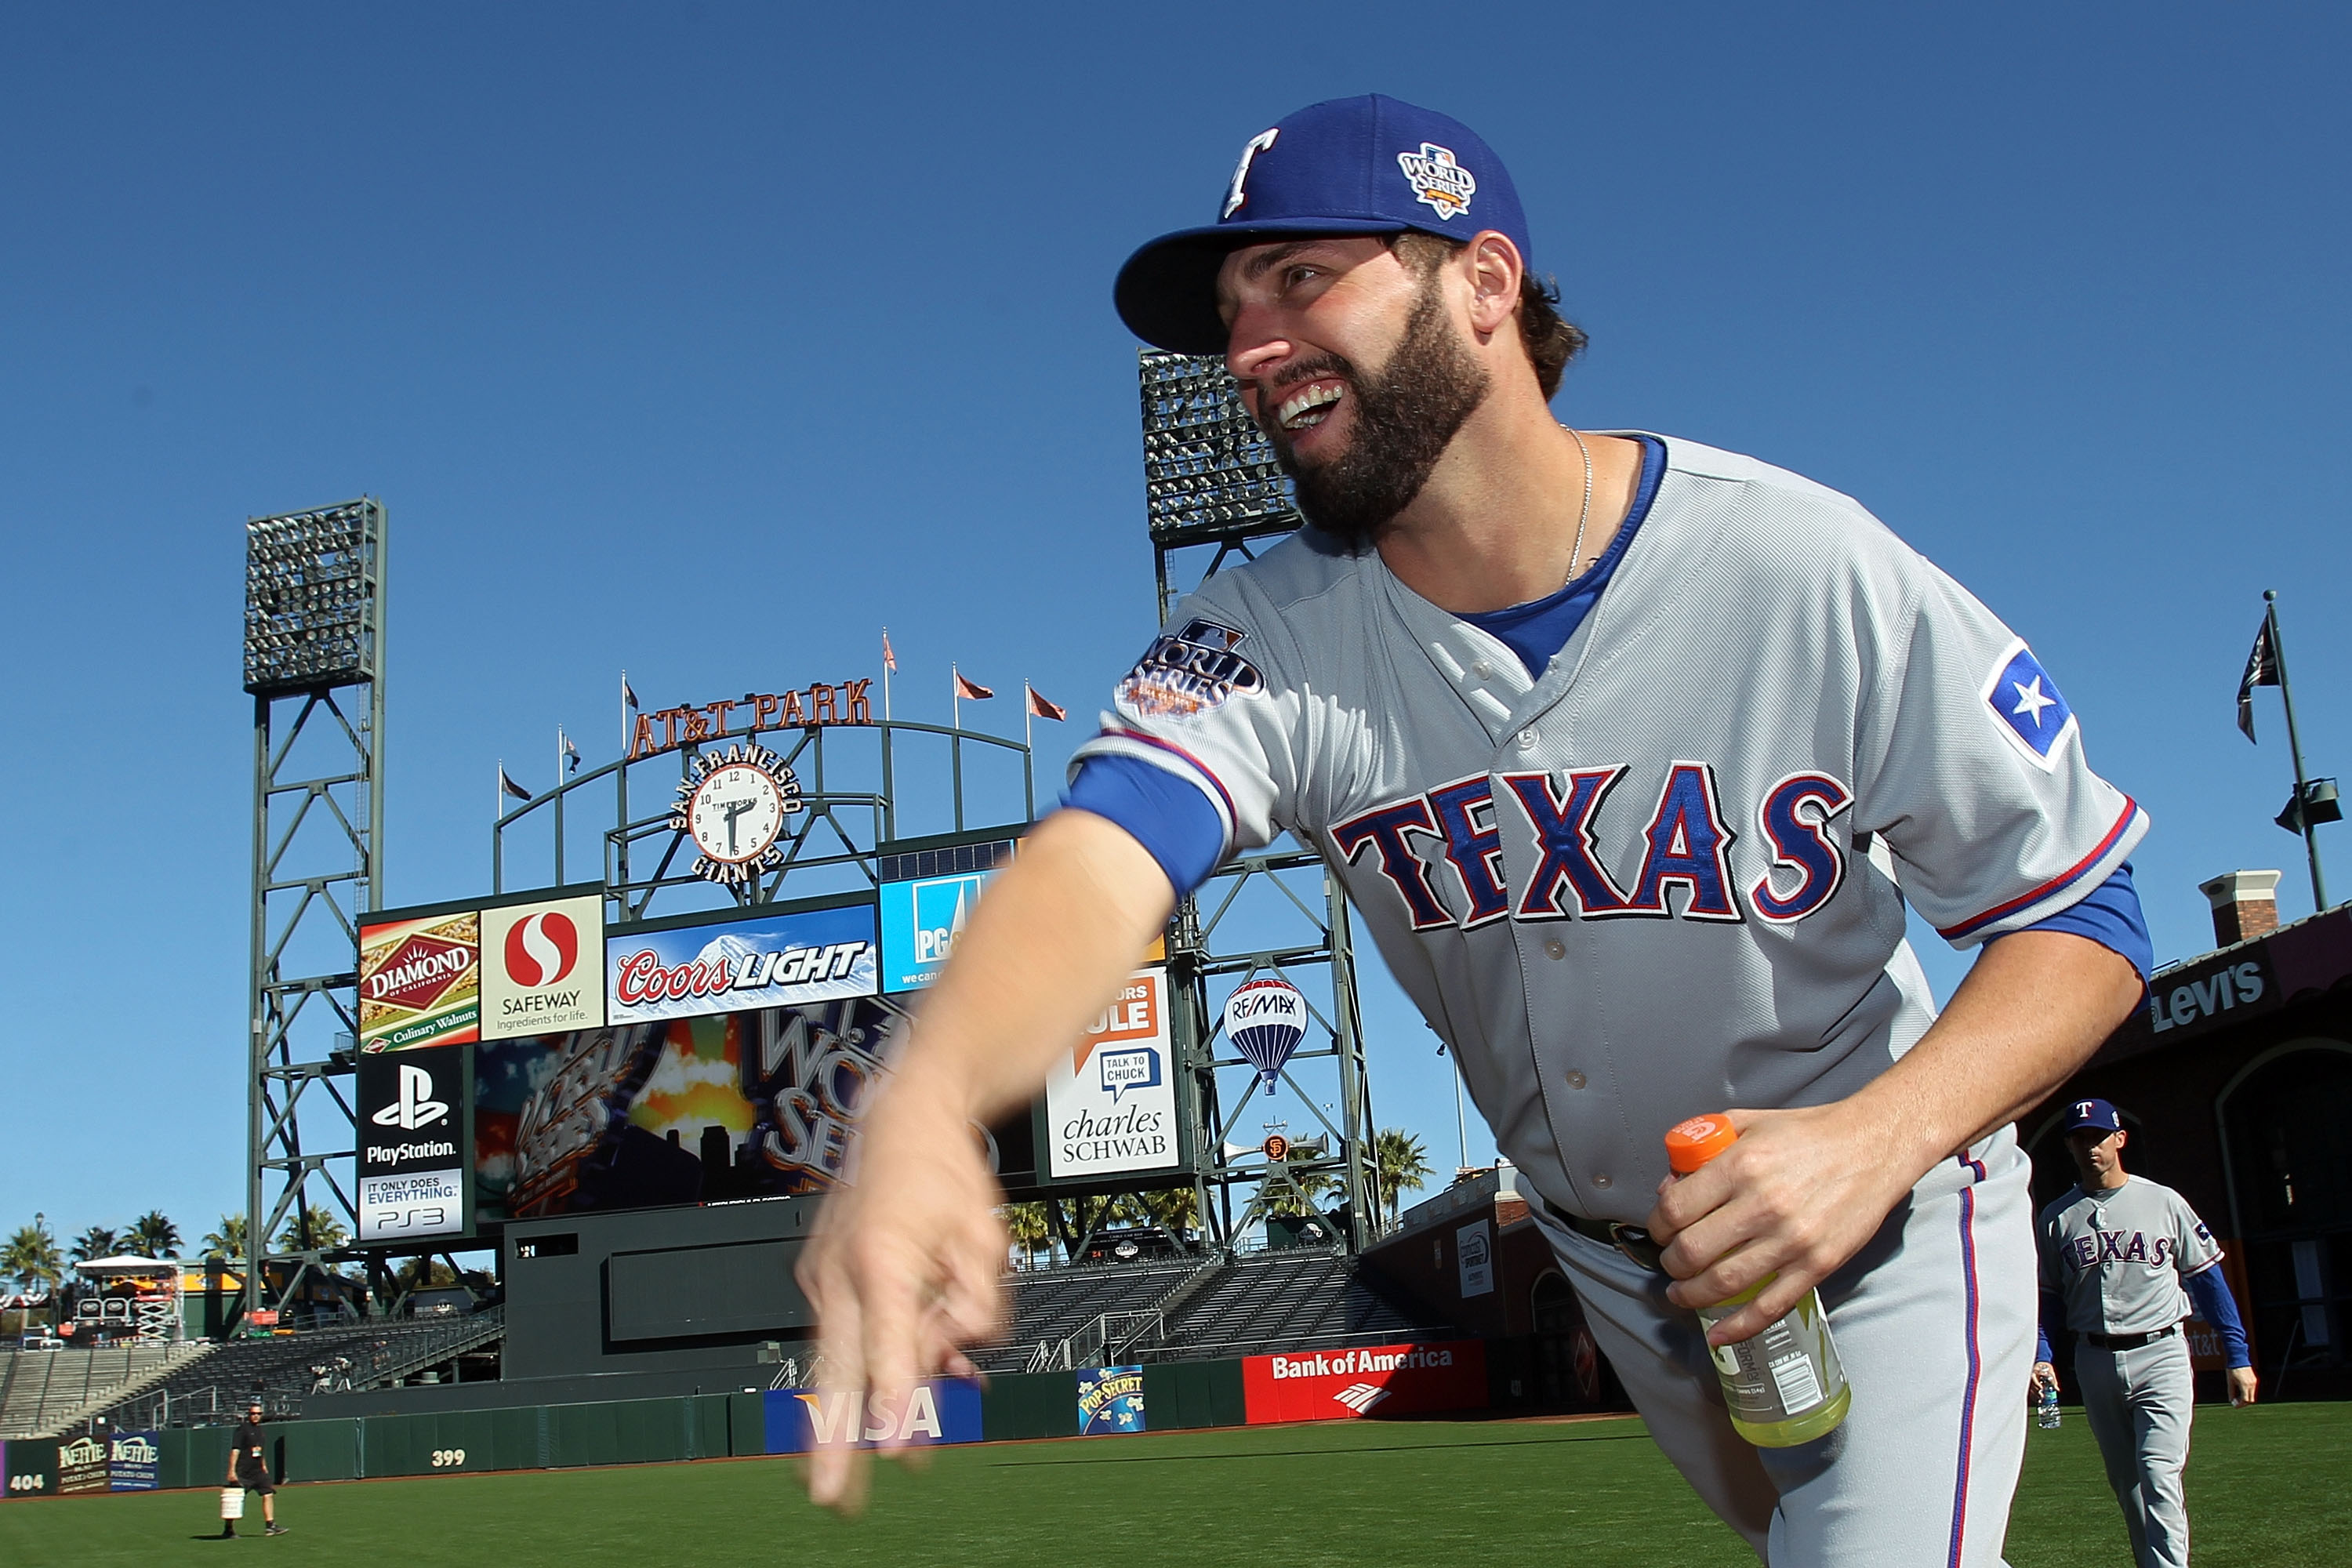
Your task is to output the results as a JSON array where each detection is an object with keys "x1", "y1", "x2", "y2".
[
  {"x1": 356, "y1": 1044, "x2": 471, "y2": 1243},
  {"x1": 763, "y1": 1381, "x2": 982, "y2": 1452},
  {"x1": 606, "y1": 901, "x2": 877, "y2": 1025},
  {"x1": 1241, "y1": 1340, "x2": 1487, "y2": 1425},
  {"x1": 481, "y1": 892, "x2": 604, "y2": 1040},
  {"x1": 359, "y1": 910, "x2": 481, "y2": 1052},
  {"x1": 1044, "y1": 966, "x2": 1181, "y2": 1181},
  {"x1": 1077, "y1": 1365, "x2": 1148, "y2": 1436}
]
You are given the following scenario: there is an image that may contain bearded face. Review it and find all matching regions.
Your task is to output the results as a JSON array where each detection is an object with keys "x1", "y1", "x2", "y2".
[{"x1": 1258, "y1": 265, "x2": 1492, "y2": 548}]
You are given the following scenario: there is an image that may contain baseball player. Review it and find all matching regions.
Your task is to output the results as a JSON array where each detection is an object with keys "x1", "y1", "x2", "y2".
[
  {"x1": 799, "y1": 95, "x2": 2154, "y2": 1564},
  {"x1": 2032, "y1": 1098, "x2": 2255, "y2": 1568}
]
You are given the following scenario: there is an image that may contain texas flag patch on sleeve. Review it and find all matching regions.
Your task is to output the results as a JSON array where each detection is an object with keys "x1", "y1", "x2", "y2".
[{"x1": 1983, "y1": 640, "x2": 2078, "y2": 768}]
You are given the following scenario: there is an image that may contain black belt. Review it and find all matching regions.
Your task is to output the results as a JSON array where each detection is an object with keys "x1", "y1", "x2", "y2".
[
  {"x1": 1544, "y1": 1197, "x2": 1665, "y2": 1272},
  {"x1": 2083, "y1": 1324, "x2": 2179, "y2": 1352}
]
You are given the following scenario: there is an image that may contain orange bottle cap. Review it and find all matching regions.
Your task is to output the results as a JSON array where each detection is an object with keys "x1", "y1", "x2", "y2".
[{"x1": 1664, "y1": 1113, "x2": 1739, "y2": 1173}]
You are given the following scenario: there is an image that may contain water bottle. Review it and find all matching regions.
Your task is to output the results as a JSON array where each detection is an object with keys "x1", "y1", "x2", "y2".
[
  {"x1": 2037, "y1": 1385, "x2": 2062, "y2": 1429},
  {"x1": 1664, "y1": 1115, "x2": 1851, "y2": 1447}
]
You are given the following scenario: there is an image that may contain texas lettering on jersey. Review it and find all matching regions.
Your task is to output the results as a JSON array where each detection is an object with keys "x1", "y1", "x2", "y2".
[
  {"x1": 2057, "y1": 1229, "x2": 2181, "y2": 1272},
  {"x1": 1332, "y1": 764, "x2": 1853, "y2": 931}
]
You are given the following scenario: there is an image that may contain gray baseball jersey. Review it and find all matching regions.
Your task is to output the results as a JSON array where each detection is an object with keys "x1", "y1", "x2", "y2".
[
  {"x1": 1077, "y1": 431, "x2": 2147, "y2": 1222},
  {"x1": 2038, "y1": 1176, "x2": 2225, "y2": 1337}
]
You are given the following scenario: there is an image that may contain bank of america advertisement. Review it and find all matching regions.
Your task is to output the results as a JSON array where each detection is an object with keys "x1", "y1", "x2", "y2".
[
  {"x1": 606, "y1": 900, "x2": 877, "y2": 1025},
  {"x1": 1044, "y1": 966, "x2": 1180, "y2": 1180},
  {"x1": 481, "y1": 892, "x2": 604, "y2": 1040},
  {"x1": 356, "y1": 1044, "x2": 471, "y2": 1243},
  {"x1": 358, "y1": 909, "x2": 481, "y2": 1052}
]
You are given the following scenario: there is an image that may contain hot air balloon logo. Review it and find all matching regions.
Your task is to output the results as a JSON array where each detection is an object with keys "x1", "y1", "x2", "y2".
[{"x1": 1223, "y1": 977, "x2": 1308, "y2": 1097}]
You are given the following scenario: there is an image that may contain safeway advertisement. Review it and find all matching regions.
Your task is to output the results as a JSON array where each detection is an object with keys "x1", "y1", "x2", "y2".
[
  {"x1": 1242, "y1": 1340, "x2": 1487, "y2": 1425},
  {"x1": 481, "y1": 893, "x2": 604, "y2": 1040}
]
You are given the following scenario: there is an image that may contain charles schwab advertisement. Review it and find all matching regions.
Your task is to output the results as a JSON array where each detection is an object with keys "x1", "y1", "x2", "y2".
[
  {"x1": 1044, "y1": 966, "x2": 1181, "y2": 1181},
  {"x1": 605, "y1": 900, "x2": 877, "y2": 1025}
]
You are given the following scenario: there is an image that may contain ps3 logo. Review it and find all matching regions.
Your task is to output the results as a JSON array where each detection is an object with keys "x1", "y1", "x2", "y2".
[
  {"x1": 503, "y1": 909, "x2": 579, "y2": 987},
  {"x1": 370, "y1": 1064, "x2": 450, "y2": 1131}
]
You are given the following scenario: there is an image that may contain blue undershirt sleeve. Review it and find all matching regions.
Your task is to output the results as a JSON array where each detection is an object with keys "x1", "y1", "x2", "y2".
[
  {"x1": 1062, "y1": 754, "x2": 1229, "y2": 900},
  {"x1": 2036, "y1": 1287, "x2": 2060, "y2": 1365},
  {"x1": 2185, "y1": 1263, "x2": 2252, "y2": 1369},
  {"x1": 2014, "y1": 862, "x2": 2153, "y2": 981}
]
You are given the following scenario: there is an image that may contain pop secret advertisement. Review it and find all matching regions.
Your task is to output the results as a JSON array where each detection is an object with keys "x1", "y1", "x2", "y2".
[{"x1": 1241, "y1": 1340, "x2": 1487, "y2": 1425}]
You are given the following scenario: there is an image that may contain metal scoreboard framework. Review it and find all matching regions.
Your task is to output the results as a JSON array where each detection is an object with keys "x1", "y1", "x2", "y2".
[
  {"x1": 241, "y1": 498, "x2": 388, "y2": 1323},
  {"x1": 1138, "y1": 350, "x2": 1381, "y2": 1251}
]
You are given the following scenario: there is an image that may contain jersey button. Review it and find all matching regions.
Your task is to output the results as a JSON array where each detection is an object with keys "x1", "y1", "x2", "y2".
[
  {"x1": 1517, "y1": 730, "x2": 1537, "y2": 750},
  {"x1": 1543, "y1": 938, "x2": 1566, "y2": 960},
  {"x1": 1472, "y1": 659, "x2": 1494, "y2": 680},
  {"x1": 1565, "y1": 1070, "x2": 1587, "y2": 1089},
  {"x1": 1591, "y1": 1173, "x2": 1613, "y2": 1189}
]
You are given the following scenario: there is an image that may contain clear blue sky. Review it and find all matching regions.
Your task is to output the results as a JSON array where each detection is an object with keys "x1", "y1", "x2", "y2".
[{"x1": 4, "y1": 4, "x2": 2347, "y2": 1252}]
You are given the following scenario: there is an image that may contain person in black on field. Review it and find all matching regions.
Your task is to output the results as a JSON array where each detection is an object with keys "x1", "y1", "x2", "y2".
[{"x1": 223, "y1": 1401, "x2": 287, "y2": 1537}]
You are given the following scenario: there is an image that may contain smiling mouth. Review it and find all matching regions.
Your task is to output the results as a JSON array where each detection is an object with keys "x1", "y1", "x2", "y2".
[{"x1": 1276, "y1": 380, "x2": 1345, "y2": 431}]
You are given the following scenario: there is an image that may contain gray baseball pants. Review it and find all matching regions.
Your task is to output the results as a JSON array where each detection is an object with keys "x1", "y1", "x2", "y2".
[
  {"x1": 1533, "y1": 1130, "x2": 2035, "y2": 1566},
  {"x1": 2076, "y1": 1332, "x2": 2194, "y2": 1568}
]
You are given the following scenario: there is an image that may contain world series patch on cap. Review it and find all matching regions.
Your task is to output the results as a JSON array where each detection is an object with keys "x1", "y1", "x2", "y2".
[
  {"x1": 2063, "y1": 1098, "x2": 2125, "y2": 1134},
  {"x1": 1115, "y1": 93, "x2": 1531, "y2": 355}
]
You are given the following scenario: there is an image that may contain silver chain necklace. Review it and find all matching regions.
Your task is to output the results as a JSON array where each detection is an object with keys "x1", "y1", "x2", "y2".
[{"x1": 1562, "y1": 424, "x2": 1594, "y2": 586}]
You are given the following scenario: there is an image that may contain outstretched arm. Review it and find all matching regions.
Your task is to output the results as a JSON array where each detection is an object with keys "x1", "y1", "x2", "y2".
[
  {"x1": 1649, "y1": 929, "x2": 2143, "y2": 1344},
  {"x1": 794, "y1": 808, "x2": 1174, "y2": 1510}
]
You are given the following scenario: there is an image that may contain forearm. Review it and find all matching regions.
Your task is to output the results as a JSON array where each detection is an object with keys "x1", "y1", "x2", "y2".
[
  {"x1": 887, "y1": 808, "x2": 1176, "y2": 1124},
  {"x1": 1846, "y1": 929, "x2": 2142, "y2": 1188}
]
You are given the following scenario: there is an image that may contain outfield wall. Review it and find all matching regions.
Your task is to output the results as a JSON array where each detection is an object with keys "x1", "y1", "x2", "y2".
[{"x1": 0, "y1": 1341, "x2": 1501, "y2": 1497}]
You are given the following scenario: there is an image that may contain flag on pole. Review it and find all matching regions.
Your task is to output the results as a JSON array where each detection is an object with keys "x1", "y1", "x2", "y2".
[
  {"x1": 2238, "y1": 619, "x2": 2279, "y2": 742},
  {"x1": 561, "y1": 730, "x2": 580, "y2": 774},
  {"x1": 500, "y1": 764, "x2": 533, "y2": 802},
  {"x1": 882, "y1": 630, "x2": 898, "y2": 672},
  {"x1": 1025, "y1": 685, "x2": 1066, "y2": 722},
  {"x1": 622, "y1": 674, "x2": 641, "y2": 711},
  {"x1": 954, "y1": 670, "x2": 994, "y2": 702}
]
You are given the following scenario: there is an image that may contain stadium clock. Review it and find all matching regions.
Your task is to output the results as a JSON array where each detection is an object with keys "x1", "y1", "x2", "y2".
[{"x1": 667, "y1": 743, "x2": 804, "y2": 887}]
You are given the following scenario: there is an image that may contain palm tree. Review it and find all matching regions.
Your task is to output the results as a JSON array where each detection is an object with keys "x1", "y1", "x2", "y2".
[
  {"x1": 127, "y1": 1211, "x2": 182, "y2": 1258},
  {"x1": 201, "y1": 1214, "x2": 250, "y2": 1260},
  {"x1": 5, "y1": 1218, "x2": 65, "y2": 1330},
  {"x1": 1371, "y1": 1127, "x2": 1433, "y2": 1229},
  {"x1": 274, "y1": 1204, "x2": 350, "y2": 1255},
  {"x1": 1000, "y1": 1202, "x2": 1051, "y2": 1269},
  {"x1": 71, "y1": 1225, "x2": 122, "y2": 1264},
  {"x1": 1138, "y1": 1186, "x2": 1200, "y2": 1238}
]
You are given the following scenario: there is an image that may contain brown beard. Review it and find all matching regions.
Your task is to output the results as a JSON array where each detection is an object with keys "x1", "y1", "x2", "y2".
[{"x1": 1261, "y1": 275, "x2": 1492, "y2": 549}]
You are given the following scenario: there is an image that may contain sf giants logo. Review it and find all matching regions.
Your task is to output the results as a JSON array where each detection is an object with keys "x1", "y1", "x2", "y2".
[{"x1": 1333, "y1": 766, "x2": 1852, "y2": 931}]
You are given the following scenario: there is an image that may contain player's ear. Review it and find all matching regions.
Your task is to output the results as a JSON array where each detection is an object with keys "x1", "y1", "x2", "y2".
[{"x1": 1462, "y1": 230, "x2": 1523, "y2": 339}]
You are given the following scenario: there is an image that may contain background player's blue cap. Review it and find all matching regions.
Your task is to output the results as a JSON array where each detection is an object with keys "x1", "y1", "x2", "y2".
[
  {"x1": 2063, "y1": 1098, "x2": 2126, "y2": 1134},
  {"x1": 1115, "y1": 94, "x2": 1532, "y2": 355}
]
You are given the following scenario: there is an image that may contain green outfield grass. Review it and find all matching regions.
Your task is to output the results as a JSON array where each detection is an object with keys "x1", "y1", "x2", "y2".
[{"x1": 4, "y1": 1402, "x2": 2344, "y2": 1567}]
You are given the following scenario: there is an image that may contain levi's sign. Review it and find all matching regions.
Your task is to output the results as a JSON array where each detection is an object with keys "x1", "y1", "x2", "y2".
[{"x1": 2146, "y1": 951, "x2": 2274, "y2": 1040}]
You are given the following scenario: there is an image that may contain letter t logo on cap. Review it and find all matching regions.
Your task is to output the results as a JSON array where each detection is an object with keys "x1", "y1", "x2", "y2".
[{"x1": 1223, "y1": 128, "x2": 1279, "y2": 219}]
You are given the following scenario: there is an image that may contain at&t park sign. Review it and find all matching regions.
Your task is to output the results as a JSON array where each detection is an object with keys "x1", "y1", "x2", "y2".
[{"x1": 627, "y1": 677, "x2": 877, "y2": 762}]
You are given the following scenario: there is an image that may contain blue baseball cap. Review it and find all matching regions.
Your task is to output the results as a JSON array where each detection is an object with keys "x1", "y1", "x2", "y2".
[
  {"x1": 1115, "y1": 94, "x2": 1533, "y2": 355},
  {"x1": 2062, "y1": 1098, "x2": 2125, "y2": 1134}
]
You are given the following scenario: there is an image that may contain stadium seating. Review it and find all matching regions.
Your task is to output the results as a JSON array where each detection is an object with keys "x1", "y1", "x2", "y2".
[
  {"x1": 964, "y1": 1247, "x2": 1451, "y2": 1372},
  {"x1": 93, "y1": 1310, "x2": 506, "y2": 1432},
  {"x1": 0, "y1": 1341, "x2": 212, "y2": 1439}
]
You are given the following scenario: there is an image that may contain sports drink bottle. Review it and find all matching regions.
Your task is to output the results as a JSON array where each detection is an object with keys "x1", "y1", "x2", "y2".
[
  {"x1": 1665, "y1": 1114, "x2": 1852, "y2": 1446},
  {"x1": 2037, "y1": 1385, "x2": 2062, "y2": 1429}
]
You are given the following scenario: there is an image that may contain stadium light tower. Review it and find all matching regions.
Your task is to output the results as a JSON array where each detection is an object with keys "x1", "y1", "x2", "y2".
[
  {"x1": 243, "y1": 498, "x2": 388, "y2": 1326},
  {"x1": 1136, "y1": 354, "x2": 1378, "y2": 1250}
]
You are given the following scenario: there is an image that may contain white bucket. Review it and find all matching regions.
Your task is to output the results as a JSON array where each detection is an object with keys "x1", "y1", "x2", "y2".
[{"x1": 220, "y1": 1488, "x2": 246, "y2": 1520}]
